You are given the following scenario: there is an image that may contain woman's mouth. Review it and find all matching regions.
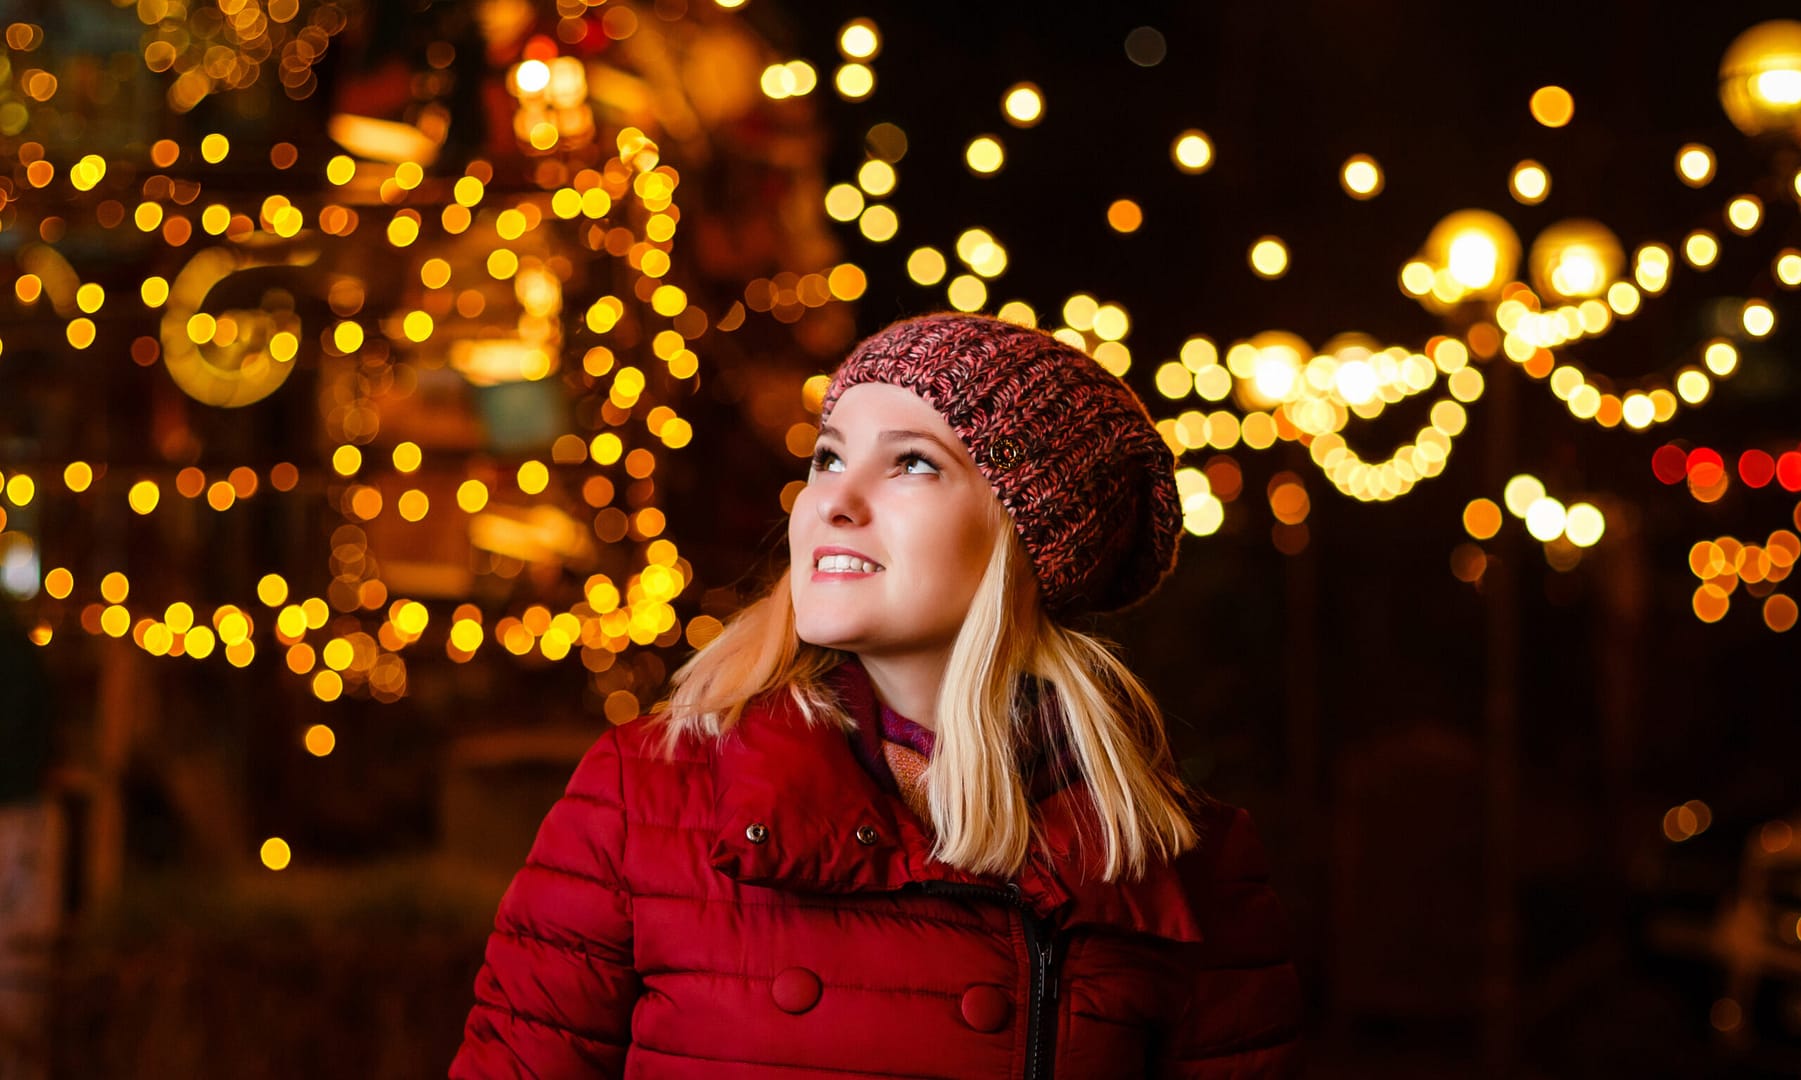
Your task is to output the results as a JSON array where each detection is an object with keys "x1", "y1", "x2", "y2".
[{"x1": 814, "y1": 553, "x2": 884, "y2": 577}]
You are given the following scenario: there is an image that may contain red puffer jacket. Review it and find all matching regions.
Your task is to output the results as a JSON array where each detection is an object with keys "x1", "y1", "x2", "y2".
[{"x1": 450, "y1": 680, "x2": 1302, "y2": 1078}]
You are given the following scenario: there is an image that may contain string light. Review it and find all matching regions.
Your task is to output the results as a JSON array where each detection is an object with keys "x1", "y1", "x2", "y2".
[
  {"x1": 1529, "y1": 85, "x2": 1575, "y2": 127},
  {"x1": 0, "y1": 31, "x2": 776, "y2": 716},
  {"x1": 1340, "y1": 155, "x2": 1383, "y2": 199},
  {"x1": 1676, "y1": 143, "x2": 1717, "y2": 186},
  {"x1": 17, "y1": 6, "x2": 1801, "y2": 708},
  {"x1": 1249, "y1": 237, "x2": 1289, "y2": 279},
  {"x1": 1510, "y1": 160, "x2": 1550, "y2": 204},
  {"x1": 1171, "y1": 129, "x2": 1213, "y2": 173},
  {"x1": 964, "y1": 135, "x2": 1005, "y2": 174},
  {"x1": 1003, "y1": 83, "x2": 1045, "y2": 127}
]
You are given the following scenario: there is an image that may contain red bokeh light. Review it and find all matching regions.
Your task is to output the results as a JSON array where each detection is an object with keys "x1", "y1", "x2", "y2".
[
  {"x1": 1652, "y1": 444, "x2": 1688, "y2": 485},
  {"x1": 1739, "y1": 449, "x2": 1775, "y2": 488},
  {"x1": 1778, "y1": 451, "x2": 1801, "y2": 492},
  {"x1": 1686, "y1": 447, "x2": 1724, "y2": 488}
]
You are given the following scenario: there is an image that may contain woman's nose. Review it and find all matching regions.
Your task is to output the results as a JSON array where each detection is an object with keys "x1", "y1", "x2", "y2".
[{"x1": 815, "y1": 472, "x2": 870, "y2": 526}]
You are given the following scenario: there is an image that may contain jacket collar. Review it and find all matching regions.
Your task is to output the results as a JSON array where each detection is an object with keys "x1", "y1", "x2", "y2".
[{"x1": 704, "y1": 667, "x2": 1204, "y2": 944}]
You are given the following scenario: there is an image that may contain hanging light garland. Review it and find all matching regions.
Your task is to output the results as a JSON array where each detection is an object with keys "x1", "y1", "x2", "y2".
[
  {"x1": 0, "y1": 1, "x2": 866, "y2": 716},
  {"x1": 798, "y1": 15, "x2": 1801, "y2": 630}
]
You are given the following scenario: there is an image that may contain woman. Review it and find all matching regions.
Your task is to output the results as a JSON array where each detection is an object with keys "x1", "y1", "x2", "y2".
[{"x1": 450, "y1": 313, "x2": 1301, "y2": 1077}]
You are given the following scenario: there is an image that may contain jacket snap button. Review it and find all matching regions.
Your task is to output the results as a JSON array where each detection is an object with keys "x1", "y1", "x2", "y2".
[
  {"x1": 855, "y1": 825, "x2": 879, "y2": 845},
  {"x1": 959, "y1": 984, "x2": 1012, "y2": 1032},
  {"x1": 745, "y1": 823, "x2": 769, "y2": 844},
  {"x1": 771, "y1": 966, "x2": 822, "y2": 1014}
]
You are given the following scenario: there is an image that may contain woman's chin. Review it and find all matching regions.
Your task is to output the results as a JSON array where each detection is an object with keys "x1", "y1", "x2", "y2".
[{"x1": 793, "y1": 616, "x2": 866, "y2": 652}]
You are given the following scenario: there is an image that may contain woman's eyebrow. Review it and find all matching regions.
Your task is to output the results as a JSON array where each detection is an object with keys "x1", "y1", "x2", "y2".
[{"x1": 816, "y1": 423, "x2": 958, "y2": 456}]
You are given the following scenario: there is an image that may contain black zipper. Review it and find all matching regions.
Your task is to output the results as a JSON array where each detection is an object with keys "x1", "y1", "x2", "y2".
[{"x1": 913, "y1": 880, "x2": 1059, "y2": 1079}]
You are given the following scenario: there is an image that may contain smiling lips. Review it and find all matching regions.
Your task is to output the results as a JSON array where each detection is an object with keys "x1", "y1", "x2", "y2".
[{"x1": 812, "y1": 547, "x2": 884, "y2": 577}]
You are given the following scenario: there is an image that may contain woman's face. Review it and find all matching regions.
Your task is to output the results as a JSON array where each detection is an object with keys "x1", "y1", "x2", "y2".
[{"x1": 789, "y1": 382, "x2": 1005, "y2": 663}]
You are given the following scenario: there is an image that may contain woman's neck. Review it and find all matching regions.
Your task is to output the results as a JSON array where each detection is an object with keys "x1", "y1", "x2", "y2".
[{"x1": 854, "y1": 651, "x2": 946, "y2": 731}]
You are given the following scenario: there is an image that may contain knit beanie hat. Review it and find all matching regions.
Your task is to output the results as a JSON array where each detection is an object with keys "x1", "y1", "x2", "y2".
[{"x1": 818, "y1": 312, "x2": 1181, "y2": 618}]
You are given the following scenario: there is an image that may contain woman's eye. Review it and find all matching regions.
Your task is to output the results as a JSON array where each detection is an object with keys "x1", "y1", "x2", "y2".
[
  {"x1": 810, "y1": 448, "x2": 841, "y2": 472},
  {"x1": 900, "y1": 452, "x2": 940, "y2": 475}
]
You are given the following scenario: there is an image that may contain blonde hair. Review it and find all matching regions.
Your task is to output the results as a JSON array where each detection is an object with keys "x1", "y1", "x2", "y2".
[{"x1": 648, "y1": 509, "x2": 1201, "y2": 882}]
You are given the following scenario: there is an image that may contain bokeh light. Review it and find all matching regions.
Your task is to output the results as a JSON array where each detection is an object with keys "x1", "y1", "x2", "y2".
[
  {"x1": 1340, "y1": 155, "x2": 1383, "y2": 199},
  {"x1": 1108, "y1": 200, "x2": 1144, "y2": 233},
  {"x1": 1172, "y1": 130, "x2": 1213, "y2": 173},
  {"x1": 1676, "y1": 143, "x2": 1716, "y2": 186},
  {"x1": 260, "y1": 837, "x2": 292, "y2": 871},
  {"x1": 1003, "y1": 83, "x2": 1044, "y2": 127},
  {"x1": 1529, "y1": 85, "x2": 1575, "y2": 127},
  {"x1": 965, "y1": 136, "x2": 1004, "y2": 174},
  {"x1": 1510, "y1": 161, "x2": 1550, "y2": 204},
  {"x1": 1249, "y1": 237, "x2": 1289, "y2": 279}
]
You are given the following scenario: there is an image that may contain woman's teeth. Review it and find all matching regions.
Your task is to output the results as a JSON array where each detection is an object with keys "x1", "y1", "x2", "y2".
[{"x1": 816, "y1": 554, "x2": 881, "y2": 573}]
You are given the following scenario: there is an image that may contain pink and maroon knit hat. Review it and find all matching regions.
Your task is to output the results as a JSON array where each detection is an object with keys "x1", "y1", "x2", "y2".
[{"x1": 818, "y1": 312, "x2": 1181, "y2": 618}]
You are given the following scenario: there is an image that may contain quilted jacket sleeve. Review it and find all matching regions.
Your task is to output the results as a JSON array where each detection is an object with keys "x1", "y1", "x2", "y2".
[
  {"x1": 450, "y1": 730, "x2": 639, "y2": 1078},
  {"x1": 1151, "y1": 805, "x2": 1303, "y2": 1078}
]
